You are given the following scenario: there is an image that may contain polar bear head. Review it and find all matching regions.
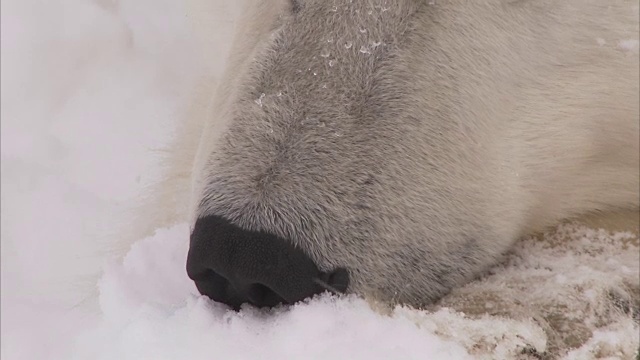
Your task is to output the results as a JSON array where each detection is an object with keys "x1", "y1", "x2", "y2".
[{"x1": 186, "y1": 0, "x2": 513, "y2": 310}]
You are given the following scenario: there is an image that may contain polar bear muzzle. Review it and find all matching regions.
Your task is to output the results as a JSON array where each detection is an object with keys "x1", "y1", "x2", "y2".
[{"x1": 187, "y1": 215, "x2": 349, "y2": 309}]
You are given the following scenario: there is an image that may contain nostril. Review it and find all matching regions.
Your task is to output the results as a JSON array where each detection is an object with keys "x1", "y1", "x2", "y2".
[
  {"x1": 314, "y1": 267, "x2": 350, "y2": 295},
  {"x1": 189, "y1": 269, "x2": 230, "y2": 301},
  {"x1": 187, "y1": 263, "x2": 288, "y2": 309},
  {"x1": 247, "y1": 283, "x2": 286, "y2": 308},
  {"x1": 328, "y1": 268, "x2": 349, "y2": 293}
]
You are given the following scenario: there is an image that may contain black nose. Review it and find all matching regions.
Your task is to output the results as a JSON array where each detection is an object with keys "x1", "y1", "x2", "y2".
[{"x1": 186, "y1": 215, "x2": 349, "y2": 310}]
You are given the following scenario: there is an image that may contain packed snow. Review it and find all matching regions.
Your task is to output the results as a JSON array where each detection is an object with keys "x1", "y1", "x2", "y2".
[{"x1": 2, "y1": 1, "x2": 638, "y2": 359}]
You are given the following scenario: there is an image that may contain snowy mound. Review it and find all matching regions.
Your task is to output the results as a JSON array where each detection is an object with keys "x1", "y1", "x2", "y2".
[{"x1": 72, "y1": 222, "x2": 639, "y2": 360}]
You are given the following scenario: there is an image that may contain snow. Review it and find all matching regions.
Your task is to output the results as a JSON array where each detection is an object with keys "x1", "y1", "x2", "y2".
[
  {"x1": 618, "y1": 39, "x2": 640, "y2": 53},
  {"x1": 70, "y1": 223, "x2": 470, "y2": 360},
  {"x1": 2, "y1": 1, "x2": 638, "y2": 359}
]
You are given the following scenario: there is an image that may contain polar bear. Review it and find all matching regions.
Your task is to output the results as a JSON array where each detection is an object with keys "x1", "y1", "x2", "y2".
[{"x1": 141, "y1": 0, "x2": 639, "y2": 310}]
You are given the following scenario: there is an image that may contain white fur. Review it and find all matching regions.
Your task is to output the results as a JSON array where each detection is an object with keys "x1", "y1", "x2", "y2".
[{"x1": 139, "y1": 0, "x2": 639, "y2": 306}]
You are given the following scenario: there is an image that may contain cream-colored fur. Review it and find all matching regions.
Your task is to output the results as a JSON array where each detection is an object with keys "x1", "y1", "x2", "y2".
[{"x1": 142, "y1": 0, "x2": 639, "y2": 307}]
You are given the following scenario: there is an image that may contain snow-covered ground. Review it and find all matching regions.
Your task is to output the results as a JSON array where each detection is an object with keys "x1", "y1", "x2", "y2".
[{"x1": 2, "y1": 1, "x2": 638, "y2": 359}]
